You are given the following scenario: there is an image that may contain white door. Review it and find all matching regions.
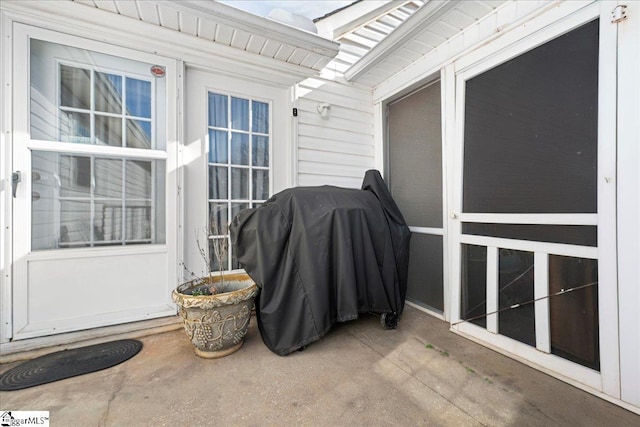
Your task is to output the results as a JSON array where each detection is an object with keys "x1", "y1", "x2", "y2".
[
  {"x1": 11, "y1": 25, "x2": 178, "y2": 340},
  {"x1": 183, "y1": 68, "x2": 291, "y2": 276},
  {"x1": 450, "y1": 5, "x2": 619, "y2": 397}
]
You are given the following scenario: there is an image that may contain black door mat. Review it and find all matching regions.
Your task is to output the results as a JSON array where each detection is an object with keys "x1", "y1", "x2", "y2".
[{"x1": 0, "y1": 339, "x2": 142, "y2": 391}]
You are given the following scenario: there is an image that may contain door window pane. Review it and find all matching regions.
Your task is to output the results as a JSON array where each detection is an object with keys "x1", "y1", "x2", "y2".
[
  {"x1": 125, "y1": 78, "x2": 152, "y2": 118},
  {"x1": 125, "y1": 202, "x2": 151, "y2": 241},
  {"x1": 549, "y1": 255, "x2": 599, "y2": 370},
  {"x1": 95, "y1": 72, "x2": 122, "y2": 113},
  {"x1": 95, "y1": 159, "x2": 123, "y2": 198},
  {"x1": 60, "y1": 155, "x2": 91, "y2": 197},
  {"x1": 207, "y1": 92, "x2": 271, "y2": 270},
  {"x1": 31, "y1": 151, "x2": 164, "y2": 250},
  {"x1": 209, "y1": 130, "x2": 228, "y2": 163},
  {"x1": 231, "y1": 202, "x2": 249, "y2": 220},
  {"x1": 231, "y1": 168, "x2": 249, "y2": 200},
  {"x1": 126, "y1": 120, "x2": 152, "y2": 149},
  {"x1": 59, "y1": 201, "x2": 91, "y2": 246},
  {"x1": 252, "y1": 135, "x2": 269, "y2": 167},
  {"x1": 209, "y1": 166, "x2": 228, "y2": 200},
  {"x1": 461, "y1": 244, "x2": 487, "y2": 328},
  {"x1": 60, "y1": 65, "x2": 90, "y2": 109},
  {"x1": 59, "y1": 111, "x2": 91, "y2": 144},
  {"x1": 30, "y1": 39, "x2": 157, "y2": 150},
  {"x1": 231, "y1": 132, "x2": 249, "y2": 165},
  {"x1": 252, "y1": 169, "x2": 269, "y2": 201},
  {"x1": 126, "y1": 160, "x2": 152, "y2": 199},
  {"x1": 96, "y1": 202, "x2": 122, "y2": 243},
  {"x1": 252, "y1": 101, "x2": 269, "y2": 133},
  {"x1": 29, "y1": 40, "x2": 166, "y2": 251},
  {"x1": 208, "y1": 93, "x2": 228, "y2": 128},
  {"x1": 498, "y1": 250, "x2": 535, "y2": 346},
  {"x1": 231, "y1": 97, "x2": 249, "y2": 131},
  {"x1": 95, "y1": 115, "x2": 123, "y2": 147},
  {"x1": 209, "y1": 202, "x2": 229, "y2": 235},
  {"x1": 463, "y1": 20, "x2": 599, "y2": 214},
  {"x1": 210, "y1": 237, "x2": 229, "y2": 272}
]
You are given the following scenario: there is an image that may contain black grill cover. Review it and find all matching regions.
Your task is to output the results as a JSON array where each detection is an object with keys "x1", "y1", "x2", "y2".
[{"x1": 230, "y1": 170, "x2": 411, "y2": 355}]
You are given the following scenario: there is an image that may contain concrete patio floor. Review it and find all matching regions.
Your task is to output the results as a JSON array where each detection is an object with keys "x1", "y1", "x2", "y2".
[{"x1": 1, "y1": 305, "x2": 638, "y2": 426}]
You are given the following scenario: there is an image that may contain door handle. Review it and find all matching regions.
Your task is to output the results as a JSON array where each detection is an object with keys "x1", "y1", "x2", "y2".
[{"x1": 12, "y1": 171, "x2": 21, "y2": 198}]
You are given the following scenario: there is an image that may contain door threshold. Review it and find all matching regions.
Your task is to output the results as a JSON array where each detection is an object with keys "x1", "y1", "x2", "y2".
[{"x1": 0, "y1": 316, "x2": 182, "y2": 364}]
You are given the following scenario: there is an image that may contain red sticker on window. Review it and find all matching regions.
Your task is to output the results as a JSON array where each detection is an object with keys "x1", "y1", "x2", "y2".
[{"x1": 150, "y1": 65, "x2": 165, "y2": 78}]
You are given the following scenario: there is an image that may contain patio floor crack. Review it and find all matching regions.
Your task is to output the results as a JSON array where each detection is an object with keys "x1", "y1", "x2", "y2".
[
  {"x1": 350, "y1": 330, "x2": 488, "y2": 427},
  {"x1": 99, "y1": 370, "x2": 127, "y2": 427}
]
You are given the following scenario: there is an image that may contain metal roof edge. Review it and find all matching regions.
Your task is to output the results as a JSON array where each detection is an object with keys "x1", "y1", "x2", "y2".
[{"x1": 344, "y1": 0, "x2": 457, "y2": 81}]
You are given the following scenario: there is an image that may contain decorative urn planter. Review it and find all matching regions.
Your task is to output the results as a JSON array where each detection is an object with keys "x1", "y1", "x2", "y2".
[{"x1": 172, "y1": 272, "x2": 259, "y2": 358}]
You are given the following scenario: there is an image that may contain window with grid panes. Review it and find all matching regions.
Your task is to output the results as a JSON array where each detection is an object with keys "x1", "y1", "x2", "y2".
[
  {"x1": 207, "y1": 92, "x2": 270, "y2": 270},
  {"x1": 29, "y1": 39, "x2": 166, "y2": 249}
]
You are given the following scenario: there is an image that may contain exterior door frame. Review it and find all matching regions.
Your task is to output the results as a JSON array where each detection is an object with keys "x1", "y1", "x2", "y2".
[
  {"x1": 183, "y1": 66, "x2": 293, "y2": 279},
  {"x1": 9, "y1": 23, "x2": 179, "y2": 340},
  {"x1": 448, "y1": 1, "x2": 619, "y2": 398}
]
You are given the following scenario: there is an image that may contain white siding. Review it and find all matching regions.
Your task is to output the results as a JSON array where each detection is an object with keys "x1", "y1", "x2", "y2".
[
  {"x1": 296, "y1": 0, "x2": 426, "y2": 188},
  {"x1": 295, "y1": 76, "x2": 374, "y2": 188}
]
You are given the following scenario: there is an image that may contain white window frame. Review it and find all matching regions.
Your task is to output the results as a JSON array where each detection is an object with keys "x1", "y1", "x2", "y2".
[
  {"x1": 7, "y1": 23, "x2": 179, "y2": 341},
  {"x1": 24, "y1": 33, "x2": 168, "y2": 252},
  {"x1": 183, "y1": 67, "x2": 292, "y2": 281}
]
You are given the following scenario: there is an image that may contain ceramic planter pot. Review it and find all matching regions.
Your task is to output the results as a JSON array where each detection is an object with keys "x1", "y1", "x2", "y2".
[{"x1": 172, "y1": 272, "x2": 259, "y2": 358}]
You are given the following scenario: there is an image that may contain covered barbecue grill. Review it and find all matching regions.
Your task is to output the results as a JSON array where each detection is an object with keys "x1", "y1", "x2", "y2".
[{"x1": 230, "y1": 170, "x2": 411, "y2": 355}]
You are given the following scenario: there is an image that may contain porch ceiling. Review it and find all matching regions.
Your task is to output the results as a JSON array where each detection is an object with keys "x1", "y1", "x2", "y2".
[
  {"x1": 68, "y1": 0, "x2": 339, "y2": 72},
  {"x1": 343, "y1": 0, "x2": 505, "y2": 87},
  {"x1": 315, "y1": 0, "x2": 429, "y2": 75}
]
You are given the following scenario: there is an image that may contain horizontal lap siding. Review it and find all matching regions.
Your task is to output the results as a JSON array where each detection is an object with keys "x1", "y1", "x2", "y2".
[
  {"x1": 294, "y1": 1, "x2": 431, "y2": 188},
  {"x1": 296, "y1": 75, "x2": 374, "y2": 188}
]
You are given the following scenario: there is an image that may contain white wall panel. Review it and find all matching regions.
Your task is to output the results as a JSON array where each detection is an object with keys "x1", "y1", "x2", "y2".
[
  {"x1": 295, "y1": 72, "x2": 375, "y2": 188},
  {"x1": 298, "y1": 174, "x2": 363, "y2": 189},
  {"x1": 298, "y1": 136, "x2": 374, "y2": 157}
]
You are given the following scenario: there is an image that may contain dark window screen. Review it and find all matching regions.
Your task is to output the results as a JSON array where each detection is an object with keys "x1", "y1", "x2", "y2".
[
  {"x1": 461, "y1": 244, "x2": 487, "y2": 328},
  {"x1": 498, "y1": 250, "x2": 535, "y2": 346},
  {"x1": 406, "y1": 233, "x2": 444, "y2": 312},
  {"x1": 549, "y1": 255, "x2": 599, "y2": 370},
  {"x1": 388, "y1": 82, "x2": 442, "y2": 228},
  {"x1": 463, "y1": 20, "x2": 599, "y2": 214}
]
